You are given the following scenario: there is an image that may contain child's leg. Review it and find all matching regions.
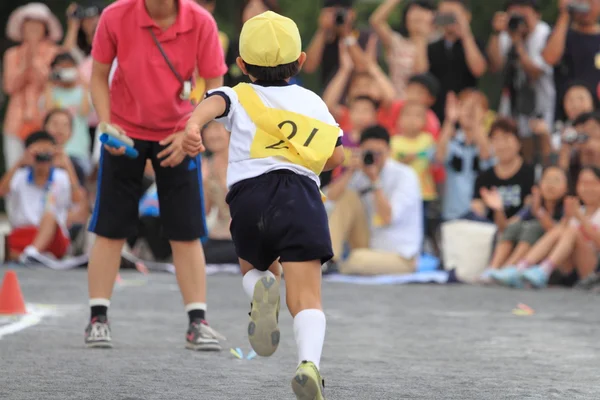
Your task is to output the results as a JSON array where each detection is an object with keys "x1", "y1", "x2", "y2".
[
  {"x1": 517, "y1": 225, "x2": 564, "y2": 269},
  {"x1": 504, "y1": 242, "x2": 531, "y2": 266},
  {"x1": 282, "y1": 260, "x2": 325, "y2": 369},
  {"x1": 283, "y1": 259, "x2": 326, "y2": 400},
  {"x1": 242, "y1": 258, "x2": 282, "y2": 357},
  {"x1": 537, "y1": 227, "x2": 579, "y2": 274},
  {"x1": 572, "y1": 233, "x2": 598, "y2": 280},
  {"x1": 488, "y1": 241, "x2": 515, "y2": 269}
]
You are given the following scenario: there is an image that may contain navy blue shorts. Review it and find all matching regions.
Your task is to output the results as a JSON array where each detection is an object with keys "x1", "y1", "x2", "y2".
[
  {"x1": 89, "y1": 139, "x2": 207, "y2": 241},
  {"x1": 226, "y1": 170, "x2": 333, "y2": 271}
]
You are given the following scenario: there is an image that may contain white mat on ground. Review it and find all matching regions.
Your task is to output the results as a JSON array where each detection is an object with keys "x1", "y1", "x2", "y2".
[
  {"x1": 121, "y1": 250, "x2": 240, "y2": 275},
  {"x1": 323, "y1": 270, "x2": 450, "y2": 285},
  {"x1": 19, "y1": 253, "x2": 89, "y2": 270}
]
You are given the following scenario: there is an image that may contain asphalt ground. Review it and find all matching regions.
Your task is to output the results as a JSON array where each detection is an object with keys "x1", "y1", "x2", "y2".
[{"x1": 1, "y1": 266, "x2": 599, "y2": 400}]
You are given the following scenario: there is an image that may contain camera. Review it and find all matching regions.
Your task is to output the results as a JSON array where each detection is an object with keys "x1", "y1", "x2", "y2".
[
  {"x1": 35, "y1": 153, "x2": 53, "y2": 163},
  {"x1": 433, "y1": 13, "x2": 456, "y2": 26},
  {"x1": 71, "y1": 5, "x2": 101, "y2": 19},
  {"x1": 508, "y1": 14, "x2": 526, "y2": 33},
  {"x1": 562, "y1": 127, "x2": 589, "y2": 145},
  {"x1": 363, "y1": 151, "x2": 375, "y2": 166},
  {"x1": 50, "y1": 68, "x2": 78, "y2": 83},
  {"x1": 568, "y1": 2, "x2": 591, "y2": 14},
  {"x1": 335, "y1": 9, "x2": 347, "y2": 26}
]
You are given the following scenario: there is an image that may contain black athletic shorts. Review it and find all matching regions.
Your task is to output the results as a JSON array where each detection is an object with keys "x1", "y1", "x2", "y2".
[
  {"x1": 226, "y1": 170, "x2": 333, "y2": 271},
  {"x1": 89, "y1": 139, "x2": 207, "y2": 241}
]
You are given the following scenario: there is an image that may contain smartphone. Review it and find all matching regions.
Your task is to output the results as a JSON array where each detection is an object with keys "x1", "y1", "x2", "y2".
[{"x1": 434, "y1": 13, "x2": 456, "y2": 26}]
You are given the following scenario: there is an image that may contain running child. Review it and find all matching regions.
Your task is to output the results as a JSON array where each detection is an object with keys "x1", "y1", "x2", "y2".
[{"x1": 183, "y1": 11, "x2": 345, "y2": 400}]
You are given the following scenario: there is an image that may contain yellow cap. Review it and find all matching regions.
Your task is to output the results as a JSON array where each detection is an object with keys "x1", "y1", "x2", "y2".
[{"x1": 239, "y1": 11, "x2": 301, "y2": 68}]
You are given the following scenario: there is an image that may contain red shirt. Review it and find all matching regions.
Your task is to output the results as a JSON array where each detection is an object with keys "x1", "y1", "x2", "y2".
[
  {"x1": 92, "y1": 0, "x2": 227, "y2": 141},
  {"x1": 337, "y1": 100, "x2": 441, "y2": 140}
]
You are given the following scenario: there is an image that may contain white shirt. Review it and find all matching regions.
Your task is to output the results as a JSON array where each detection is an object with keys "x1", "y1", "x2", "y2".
[
  {"x1": 348, "y1": 159, "x2": 423, "y2": 258},
  {"x1": 499, "y1": 21, "x2": 555, "y2": 134},
  {"x1": 209, "y1": 82, "x2": 342, "y2": 189},
  {"x1": 6, "y1": 168, "x2": 71, "y2": 234}
]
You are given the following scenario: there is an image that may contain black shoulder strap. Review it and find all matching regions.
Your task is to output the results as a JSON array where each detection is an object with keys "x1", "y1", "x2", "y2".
[{"x1": 148, "y1": 28, "x2": 185, "y2": 84}]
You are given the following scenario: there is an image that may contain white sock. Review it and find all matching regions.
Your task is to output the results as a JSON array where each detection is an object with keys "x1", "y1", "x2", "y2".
[
  {"x1": 184, "y1": 302, "x2": 207, "y2": 313},
  {"x1": 89, "y1": 298, "x2": 110, "y2": 308},
  {"x1": 242, "y1": 269, "x2": 275, "y2": 300},
  {"x1": 293, "y1": 309, "x2": 326, "y2": 370}
]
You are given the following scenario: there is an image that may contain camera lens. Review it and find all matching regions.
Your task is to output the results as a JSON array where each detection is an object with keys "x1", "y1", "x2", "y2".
[{"x1": 363, "y1": 151, "x2": 375, "y2": 165}]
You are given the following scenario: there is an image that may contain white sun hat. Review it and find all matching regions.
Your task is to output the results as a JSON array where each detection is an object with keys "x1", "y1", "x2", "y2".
[{"x1": 6, "y1": 3, "x2": 63, "y2": 43}]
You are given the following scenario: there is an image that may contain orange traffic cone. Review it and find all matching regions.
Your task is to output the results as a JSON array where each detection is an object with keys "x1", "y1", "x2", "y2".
[{"x1": 0, "y1": 270, "x2": 27, "y2": 315}]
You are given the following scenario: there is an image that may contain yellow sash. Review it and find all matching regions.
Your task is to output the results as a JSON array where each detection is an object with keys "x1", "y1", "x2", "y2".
[{"x1": 233, "y1": 83, "x2": 340, "y2": 177}]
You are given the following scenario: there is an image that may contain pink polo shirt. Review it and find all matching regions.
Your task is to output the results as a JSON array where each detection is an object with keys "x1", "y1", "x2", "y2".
[{"x1": 92, "y1": 0, "x2": 227, "y2": 141}]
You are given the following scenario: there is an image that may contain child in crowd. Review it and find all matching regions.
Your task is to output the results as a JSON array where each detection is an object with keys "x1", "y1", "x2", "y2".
[
  {"x1": 0, "y1": 131, "x2": 72, "y2": 262},
  {"x1": 435, "y1": 90, "x2": 492, "y2": 221},
  {"x1": 484, "y1": 166, "x2": 567, "y2": 284},
  {"x1": 43, "y1": 108, "x2": 89, "y2": 242},
  {"x1": 471, "y1": 118, "x2": 535, "y2": 227},
  {"x1": 380, "y1": 73, "x2": 441, "y2": 138},
  {"x1": 183, "y1": 11, "x2": 344, "y2": 400},
  {"x1": 562, "y1": 82, "x2": 595, "y2": 124},
  {"x1": 492, "y1": 166, "x2": 600, "y2": 288},
  {"x1": 42, "y1": 52, "x2": 91, "y2": 176},
  {"x1": 392, "y1": 102, "x2": 436, "y2": 208}
]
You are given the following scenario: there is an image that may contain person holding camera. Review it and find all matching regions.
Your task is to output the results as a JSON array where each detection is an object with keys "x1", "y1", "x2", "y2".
[
  {"x1": 413, "y1": 0, "x2": 487, "y2": 123},
  {"x1": 303, "y1": 0, "x2": 371, "y2": 89},
  {"x1": 41, "y1": 52, "x2": 92, "y2": 177},
  {"x1": 325, "y1": 125, "x2": 423, "y2": 275},
  {"x1": 369, "y1": 0, "x2": 436, "y2": 99},
  {"x1": 3, "y1": 3, "x2": 62, "y2": 170},
  {"x1": 487, "y1": 0, "x2": 555, "y2": 164},
  {"x1": 543, "y1": 0, "x2": 600, "y2": 119},
  {"x1": 63, "y1": 1, "x2": 105, "y2": 64},
  {"x1": 0, "y1": 131, "x2": 73, "y2": 263}
]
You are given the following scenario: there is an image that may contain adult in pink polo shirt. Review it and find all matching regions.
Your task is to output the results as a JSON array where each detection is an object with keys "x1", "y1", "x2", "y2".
[{"x1": 85, "y1": 0, "x2": 227, "y2": 351}]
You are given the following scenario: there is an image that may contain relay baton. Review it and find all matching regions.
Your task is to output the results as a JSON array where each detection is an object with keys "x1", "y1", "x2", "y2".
[{"x1": 99, "y1": 122, "x2": 139, "y2": 159}]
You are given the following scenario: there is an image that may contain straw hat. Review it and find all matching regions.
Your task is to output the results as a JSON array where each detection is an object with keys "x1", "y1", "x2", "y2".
[{"x1": 6, "y1": 3, "x2": 63, "y2": 43}]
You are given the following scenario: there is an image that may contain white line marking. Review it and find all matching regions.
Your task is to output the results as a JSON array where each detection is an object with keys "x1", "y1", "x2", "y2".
[{"x1": 0, "y1": 303, "x2": 82, "y2": 339}]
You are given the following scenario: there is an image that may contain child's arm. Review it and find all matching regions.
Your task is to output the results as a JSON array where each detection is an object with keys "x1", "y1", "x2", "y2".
[
  {"x1": 183, "y1": 95, "x2": 227, "y2": 156},
  {"x1": 323, "y1": 145, "x2": 345, "y2": 172},
  {"x1": 43, "y1": 84, "x2": 54, "y2": 114}
]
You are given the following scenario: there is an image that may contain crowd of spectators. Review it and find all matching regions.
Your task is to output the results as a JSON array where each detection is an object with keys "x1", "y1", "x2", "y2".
[{"x1": 1, "y1": 0, "x2": 600, "y2": 291}]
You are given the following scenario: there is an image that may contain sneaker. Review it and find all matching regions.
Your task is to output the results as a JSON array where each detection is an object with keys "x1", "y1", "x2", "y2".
[
  {"x1": 575, "y1": 272, "x2": 600, "y2": 290},
  {"x1": 85, "y1": 316, "x2": 113, "y2": 348},
  {"x1": 490, "y1": 267, "x2": 524, "y2": 288},
  {"x1": 185, "y1": 319, "x2": 225, "y2": 351},
  {"x1": 522, "y1": 266, "x2": 549, "y2": 289},
  {"x1": 291, "y1": 361, "x2": 325, "y2": 400},
  {"x1": 248, "y1": 276, "x2": 280, "y2": 357},
  {"x1": 478, "y1": 268, "x2": 494, "y2": 284}
]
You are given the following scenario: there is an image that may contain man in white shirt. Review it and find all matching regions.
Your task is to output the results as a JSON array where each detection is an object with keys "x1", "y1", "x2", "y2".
[
  {"x1": 487, "y1": 0, "x2": 555, "y2": 162},
  {"x1": 325, "y1": 125, "x2": 423, "y2": 275},
  {"x1": 0, "y1": 131, "x2": 72, "y2": 262}
]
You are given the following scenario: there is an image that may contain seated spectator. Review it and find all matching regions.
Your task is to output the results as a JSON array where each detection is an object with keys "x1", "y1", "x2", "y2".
[
  {"x1": 436, "y1": 91, "x2": 492, "y2": 221},
  {"x1": 369, "y1": 0, "x2": 436, "y2": 99},
  {"x1": 379, "y1": 73, "x2": 441, "y2": 138},
  {"x1": 543, "y1": 0, "x2": 600, "y2": 119},
  {"x1": 560, "y1": 111, "x2": 600, "y2": 187},
  {"x1": 323, "y1": 43, "x2": 396, "y2": 133},
  {"x1": 561, "y1": 82, "x2": 596, "y2": 124},
  {"x1": 201, "y1": 122, "x2": 237, "y2": 265},
  {"x1": 0, "y1": 131, "x2": 72, "y2": 262},
  {"x1": 493, "y1": 166, "x2": 600, "y2": 288},
  {"x1": 488, "y1": 0, "x2": 555, "y2": 163},
  {"x1": 483, "y1": 166, "x2": 567, "y2": 282},
  {"x1": 3, "y1": 3, "x2": 62, "y2": 169},
  {"x1": 43, "y1": 109, "x2": 89, "y2": 239},
  {"x1": 413, "y1": 0, "x2": 487, "y2": 122},
  {"x1": 391, "y1": 102, "x2": 436, "y2": 210},
  {"x1": 470, "y1": 117, "x2": 535, "y2": 230},
  {"x1": 41, "y1": 52, "x2": 91, "y2": 176},
  {"x1": 325, "y1": 125, "x2": 423, "y2": 275}
]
